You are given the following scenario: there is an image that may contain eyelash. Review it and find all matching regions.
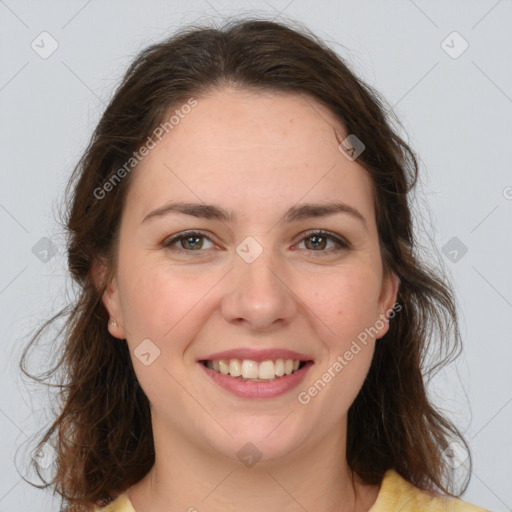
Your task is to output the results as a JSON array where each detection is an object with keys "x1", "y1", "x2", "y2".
[{"x1": 161, "y1": 229, "x2": 350, "y2": 256}]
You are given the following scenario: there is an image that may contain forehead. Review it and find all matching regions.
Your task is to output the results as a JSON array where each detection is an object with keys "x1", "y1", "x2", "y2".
[
  {"x1": 171, "y1": 87, "x2": 342, "y2": 150},
  {"x1": 124, "y1": 87, "x2": 375, "y2": 226}
]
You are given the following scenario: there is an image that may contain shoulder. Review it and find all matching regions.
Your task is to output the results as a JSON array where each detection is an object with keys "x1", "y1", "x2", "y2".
[
  {"x1": 369, "y1": 469, "x2": 492, "y2": 512},
  {"x1": 93, "y1": 493, "x2": 135, "y2": 512}
]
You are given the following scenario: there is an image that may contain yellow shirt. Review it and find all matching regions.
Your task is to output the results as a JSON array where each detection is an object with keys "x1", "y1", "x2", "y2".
[{"x1": 95, "y1": 469, "x2": 491, "y2": 511}]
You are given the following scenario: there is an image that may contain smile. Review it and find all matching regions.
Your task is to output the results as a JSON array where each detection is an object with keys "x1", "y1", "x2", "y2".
[
  {"x1": 199, "y1": 359, "x2": 314, "y2": 399},
  {"x1": 202, "y1": 358, "x2": 306, "y2": 381}
]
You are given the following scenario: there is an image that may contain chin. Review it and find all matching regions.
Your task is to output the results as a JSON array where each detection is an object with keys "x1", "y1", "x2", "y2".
[{"x1": 204, "y1": 417, "x2": 307, "y2": 467}]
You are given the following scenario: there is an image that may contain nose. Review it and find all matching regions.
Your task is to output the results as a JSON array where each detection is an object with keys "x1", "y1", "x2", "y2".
[{"x1": 220, "y1": 245, "x2": 298, "y2": 332}]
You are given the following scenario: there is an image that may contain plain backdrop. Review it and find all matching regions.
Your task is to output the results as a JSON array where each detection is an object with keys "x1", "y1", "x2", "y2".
[{"x1": 1, "y1": 1, "x2": 511, "y2": 511}]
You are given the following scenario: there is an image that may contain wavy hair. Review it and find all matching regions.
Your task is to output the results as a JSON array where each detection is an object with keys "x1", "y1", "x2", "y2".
[{"x1": 20, "y1": 16, "x2": 472, "y2": 511}]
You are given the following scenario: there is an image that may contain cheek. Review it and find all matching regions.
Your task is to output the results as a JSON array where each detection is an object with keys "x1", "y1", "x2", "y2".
[
  {"x1": 303, "y1": 264, "x2": 382, "y2": 340},
  {"x1": 116, "y1": 261, "x2": 208, "y2": 395},
  {"x1": 118, "y1": 265, "x2": 167, "y2": 336},
  {"x1": 297, "y1": 269, "x2": 380, "y2": 415},
  {"x1": 117, "y1": 256, "x2": 218, "y2": 345}
]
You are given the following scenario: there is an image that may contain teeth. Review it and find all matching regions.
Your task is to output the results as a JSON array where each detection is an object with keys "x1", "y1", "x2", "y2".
[
  {"x1": 219, "y1": 360, "x2": 229, "y2": 375},
  {"x1": 241, "y1": 360, "x2": 259, "y2": 379},
  {"x1": 229, "y1": 359, "x2": 242, "y2": 377},
  {"x1": 204, "y1": 358, "x2": 305, "y2": 380},
  {"x1": 258, "y1": 360, "x2": 275, "y2": 379}
]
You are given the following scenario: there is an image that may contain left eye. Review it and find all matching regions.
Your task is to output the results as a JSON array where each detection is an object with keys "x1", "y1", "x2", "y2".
[
  {"x1": 296, "y1": 231, "x2": 349, "y2": 252},
  {"x1": 162, "y1": 230, "x2": 349, "y2": 253}
]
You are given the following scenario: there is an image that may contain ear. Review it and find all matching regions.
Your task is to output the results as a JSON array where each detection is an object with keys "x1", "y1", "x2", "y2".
[
  {"x1": 375, "y1": 270, "x2": 400, "y2": 340},
  {"x1": 91, "y1": 259, "x2": 126, "y2": 340}
]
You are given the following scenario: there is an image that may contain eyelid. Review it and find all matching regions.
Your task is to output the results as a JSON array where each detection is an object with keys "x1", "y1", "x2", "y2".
[
  {"x1": 161, "y1": 230, "x2": 218, "y2": 250},
  {"x1": 162, "y1": 229, "x2": 350, "y2": 252},
  {"x1": 296, "y1": 229, "x2": 350, "y2": 249}
]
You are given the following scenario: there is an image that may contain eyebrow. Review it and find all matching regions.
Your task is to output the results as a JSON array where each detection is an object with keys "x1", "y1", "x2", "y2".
[{"x1": 141, "y1": 201, "x2": 368, "y2": 231}]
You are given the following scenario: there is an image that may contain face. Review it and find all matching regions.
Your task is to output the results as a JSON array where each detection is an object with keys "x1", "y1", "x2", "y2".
[{"x1": 100, "y1": 87, "x2": 399, "y2": 465}]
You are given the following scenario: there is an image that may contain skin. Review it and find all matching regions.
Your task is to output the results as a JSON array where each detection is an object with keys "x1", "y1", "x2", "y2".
[{"x1": 97, "y1": 87, "x2": 400, "y2": 512}]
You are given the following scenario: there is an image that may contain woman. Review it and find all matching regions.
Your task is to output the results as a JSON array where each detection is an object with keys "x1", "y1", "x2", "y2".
[{"x1": 21, "y1": 17, "x2": 491, "y2": 512}]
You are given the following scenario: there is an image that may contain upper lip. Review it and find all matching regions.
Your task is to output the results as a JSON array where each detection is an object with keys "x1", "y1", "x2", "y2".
[{"x1": 199, "y1": 348, "x2": 314, "y2": 363}]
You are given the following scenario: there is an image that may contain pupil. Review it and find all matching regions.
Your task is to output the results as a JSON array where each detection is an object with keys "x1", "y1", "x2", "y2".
[
  {"x1": 184, "y1": 236, "x2": 202, "y2": 250},
  {"x1": 308, "y1": 235, "x2": 325, "y2": 250}
]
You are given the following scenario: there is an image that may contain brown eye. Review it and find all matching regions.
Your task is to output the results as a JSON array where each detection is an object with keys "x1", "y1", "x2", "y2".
[
  {"x1": 297, "y1": 231, "x2": 349, "y2": 253},
  {"x1": 162, "y1": 231, "x2": 215, "y2": 251},
  {"x1": 162, "y1": 230, "x2": 349, "y2": 255}
]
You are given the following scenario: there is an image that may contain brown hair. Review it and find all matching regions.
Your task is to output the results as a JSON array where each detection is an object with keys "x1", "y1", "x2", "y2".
[{"x1": 20, "y1": 15, "x2": 472, "y2": 511}]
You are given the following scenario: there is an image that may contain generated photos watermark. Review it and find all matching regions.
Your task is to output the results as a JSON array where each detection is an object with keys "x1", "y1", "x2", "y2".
[
  {"x1": 297, "y1": 301, "x2": 402, "y2": 405},
  {"x1": 93, "y1": 97, "x2": 198, "y2": 200}
]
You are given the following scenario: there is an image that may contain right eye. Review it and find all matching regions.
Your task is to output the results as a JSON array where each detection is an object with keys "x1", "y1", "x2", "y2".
[{"x1": 162, "y1": 231, "x2": 216, "y2": 252}]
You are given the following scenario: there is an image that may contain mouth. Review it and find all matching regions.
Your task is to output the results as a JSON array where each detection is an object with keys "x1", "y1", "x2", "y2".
[
  {"x1": 200, "y1": 358, "x2": 310, "y2": 382},
  {"x1": 198, "y1": 357, "x2": 314, "y2": 399}
]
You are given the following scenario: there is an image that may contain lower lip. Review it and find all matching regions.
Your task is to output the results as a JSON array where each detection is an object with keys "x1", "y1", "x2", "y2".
[{"x1": 198, "y1": 361, "x2": 314, "y2": 399}]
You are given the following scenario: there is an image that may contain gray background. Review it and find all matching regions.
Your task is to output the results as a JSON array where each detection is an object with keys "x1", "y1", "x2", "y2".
[{"x1": 1, "y1": 1, "x2": 511, "y2": 510}]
